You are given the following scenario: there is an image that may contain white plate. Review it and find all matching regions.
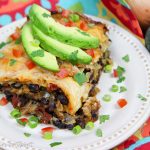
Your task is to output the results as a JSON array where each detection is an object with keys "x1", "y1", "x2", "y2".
[{"x1": 0, "y1": 16, "x2": 150, "y2": 150}]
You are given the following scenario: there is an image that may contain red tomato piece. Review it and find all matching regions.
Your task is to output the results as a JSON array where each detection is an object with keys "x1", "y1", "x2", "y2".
[
  {"x1": 65, "y1": 20, "x2": 75, "y2": 27},
  {"x1": 12, "y1": 49, "x2": 23, "y2": 58},
  {"x1": 25, "y1": 60, "x2": 36, "y2": 70},
  {"x1": 86, "y1": 49, "x2": 95, "y2": 57},
  {"x1": 80, "y1": 22, "x2": 88, "y2": 31},
  {"x1": 10, "y1": 29, "x2": 20, "y2": 40},
  {"x1": 47, "y1": 83, "x2": 58, "y2": 91},
  {"x1": 62, "y1": 10, "x2": 70, "y2": 18},
  {"x1": 55, "y1": 68, "x2": 69, "y2": 78},
  {"x1": 0, "y1": 97, "x2": 8, "y2": 106},
  {"x1": 117, "y1": 99, "x2": 127, "y2": 108},
  {"x1": 20, "y1": 118, "x2": 28, "y2": 123},
  {"x1": 113, "y1": 69, "x2": 118, "y2": 77},
  {"x1": 41, "y1": 127, "x2": 55, "y2": 134}
]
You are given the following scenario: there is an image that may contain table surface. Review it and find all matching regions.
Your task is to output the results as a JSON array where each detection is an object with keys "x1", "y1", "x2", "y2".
[{"x1": 0, "y1": 0, "x2": 150, "y2": 149}]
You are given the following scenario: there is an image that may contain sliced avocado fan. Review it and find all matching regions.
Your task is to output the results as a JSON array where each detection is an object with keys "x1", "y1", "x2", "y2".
[
  {"x1": 22, "y1": 23, "x2": 59, "y2": 72},
  {"x1": 32, "y1": 25, "x2": 92, "y2": 64},
  {"x1": 29, "y1": 4, "x2": 99, "y2": 49}
]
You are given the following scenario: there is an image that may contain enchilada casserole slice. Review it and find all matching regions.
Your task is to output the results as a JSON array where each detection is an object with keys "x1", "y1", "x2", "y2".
[{"x1": 0, "y1": 5, "x2": 112, "y2": 129}]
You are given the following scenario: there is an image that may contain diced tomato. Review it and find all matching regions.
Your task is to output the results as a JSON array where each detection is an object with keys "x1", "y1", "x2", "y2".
[
  {"x1": 10, "y1": 29, "x2": 20, "y2": 40},
  {"x1": 20, "y1": 118, "x2": 28, "y2": 123},
  {"x1": 65, "y1": 20, "x2": 75, "y2": 27},
  {"x1": 62, "y1": 10, "x2": 70, "y2": 18},
  {"x1": 0, "y1": 97, "x2": 8, "y2": 106},
  {"x1": 1, "y1": 58, "x2": 9, "y2": 64},
  {"x1": 11, "y1": 94, "x2": 19, "y2": 108},
  {"x1": 80, "y1": 22, "x2": 88, "y2": 31},
  {"x1": 117, "y1": 99, "x2": 127, "y2": 108},
  {"x1": 86, "y1": 49, "x2": 95, "y2": 57},
  {"x1": 55, "y1": 68, "x2": 69, "y2": 78},
  {"x1": 47, "y1": 83, "x2": 58, "y2": 91},
  {"x1": 25, "y1": 60, "x2": 36, "y2": 70},
  {"x1": 113, "y1": 69, "x2": 118, "y2": 77},
  {"x1": 41, "y1": 127, "x2": 55, "y2": 134},
  {"x1": 12, "y1": 49, "x2": 23, "y2": 58}
]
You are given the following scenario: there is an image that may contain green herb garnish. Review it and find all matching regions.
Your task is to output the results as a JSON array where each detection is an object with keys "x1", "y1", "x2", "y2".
[
  {"x1": 85, "y1": 122, "x2": 94, "y2": 130},
  {"x1": 117, "y1": 76, "x2": 125, "y2": 83},
  {"x1": 0, "y1": 41, "x2": 10, "y2": 49},
  {"x1": 119, "y1": 86, "x2": 127, "y2": 93},
  {"x1": 43, "y1": 132, "x2": 52, "y2": 140},
  {"x1": 69, "y1": 14, "x2": 80, "y2": 22},
  {"x1": 15, "y1": 38, "x2": 22, "y2": 44},
  {"x1": 116, "y1": 66, "x2": 125, "y2": 77},
  {"x1": 9, "y1": 59, "x2": 17, "y2": 66},
  {"x1": 69, "y1": 50, "x2": 78, "y2": 65},
  {"x1": 104, "y1": 65, "x2": 112, "y2": 73},
  {"x1": 73, "y1": 72, "x2": 87, "y2": 85},
  {"x1": 122, "y1": 54, "x2": 130, "y2": 62},
  {"x1": 99, "y1": 115, "x2": 110, "y2": 124},
  {"x1": 50, "y1": 142, "x2": 62, "y2": 147},
  {"x1": 0, "y1": 52, "x2": 4, "y2": 58},
  {"x1": 42, "y1": 12, "x2": 51, "y2": 18},
  {"x1": 138, "y1": 94, "x2": 147, "y2": 101},
  {"x1": 111, "y1": 85, "x2": 119, "y2": 92},
  {"x1": 96, "y1": 128, "x2": 103, "y2": 137},
  {"x1": 24, "y1": 133, "x2": 31, "y2": 137},
  {"x1": 30, "y1": 50, "x2": 44, "y2": 57}
]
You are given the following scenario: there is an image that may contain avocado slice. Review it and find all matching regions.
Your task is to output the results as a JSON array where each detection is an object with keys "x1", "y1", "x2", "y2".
[
  {"x1": 32, "y1": 25, "x2": 92, "y2": 64},
  {"x1": 29, "y1": 4, "x2": 99, "y2": 49},
  {"x1": 22, "y1": 23, "x2": 59, "y2": 72}
]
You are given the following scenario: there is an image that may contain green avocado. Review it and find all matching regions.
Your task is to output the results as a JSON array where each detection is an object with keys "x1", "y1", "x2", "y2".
[
  {"x1": 32, "y1": 25, "x2": 92, "y2": 64},
  {"x1": 29, "y1": 4, "x2": 99, "y2": 49},
  {"x1": 21, "y1": 23, "x2": 59, "y2": 72}
]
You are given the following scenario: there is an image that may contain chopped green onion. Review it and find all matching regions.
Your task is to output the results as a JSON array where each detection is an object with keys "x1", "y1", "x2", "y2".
[
  {"x1": 0, "y1": 41, "x2": 10, "y2": 49},
  {"x1": 0, "y1": 52, "x2": 4, "y2": 58},
  {"x1": 119, "y1": 86, "x2": 127, "y2": 93},
  {"x1": 122, "y1": 54, "x2": 130, "y2": 62},
  {"x1": 31, "y1": 39, "x2": 40, "y2": 47},
  {"x1": 111, "y1": 85, "x2": 119, "y2": 92},
  {"x1": 85, "y1": 122, "x2": 94, "y2": 130},
  {"x1": 28, "y1": 116, "x2": 39, "y2": 129},
  {"x1": 96, "y1": 128, "x2": 103, "y2": 137},
  {"x1": 72, "y1": 125, "x2": 82, "y2": 135},
  {"x1": 10, "y1": 109, "x2": 21, "y2": 118},
  {"x1": 104, "y1": 65, "x2": 112, "y2": 73},
  {"x1": 50, "y1": 142, "x2": 62, "y2": 147},
  {"x1": 138, "y1": 94, "x2": 147, "y2": 101},
  {"x1": 117, "y1": 76, "x2": 125, "y2": 83},
  {"x1": 17, "y1": 119, "x2": 27, "y2": 126},
  {"x1": 24, "y1": 133, "x2": 31, "y2": 137},
  {"x1": 99, "y1": 115, "x2": 110, "y2": 124},
  {"x1": 43, "y1": 132, "x2": 52, "y2": 140},
  {"x1": 69, "y1": 14, "x2": 80, "y2": 22},
  {"x1": 88, "y1": 23, "x2": 95, "y2": 28},
  {"x1": 102, "y1": 94, "x2": 111, "y2": 102}
]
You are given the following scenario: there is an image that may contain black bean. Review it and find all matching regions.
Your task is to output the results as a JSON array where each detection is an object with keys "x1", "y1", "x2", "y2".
[
  {"x1": 76, "y1": 108, "x2": 83, "y2": 115},
  {"x1": 57, "y1": 94, "x2": 68, "y2": 105},
  {"x1": 46, "y1": 101, "x2": 56, "y2": 113},
  {"x1": 83, "y1": 68, "x2": 91, "y2": 74},
  {"x1": 19, "y1": 94, "x2": 29, "y2": 107},
  {"x1": 39, "y1": 86, "x2": 47, "y2": 91},
  {"x1": 66, "y1": 124, "x2": 74, "y2": 130},
  {"x1": 28, "y1": 84, "x2": 39, "y2": 93},
  {"x1": 91, "y1": 112, "x2": 98, "y2": 120},
  {"x1": 76, "y1": 118, "x2": 85, "y2": 129},
  {"x1": 4, "y1": 90, "x2": 13, "y2": 101},
  {"x1": 0, "y1": 84, "x2": 3, "y2": 90},
  {"x1": 41, "y1": 97, "x2": 49, "y2": 105},
  {"x1": 11, "y1": 83, "x2": 23, "y2": 89},
  {"x1": 53, "y1": 120, "x2": 66, "y2": 129}
]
